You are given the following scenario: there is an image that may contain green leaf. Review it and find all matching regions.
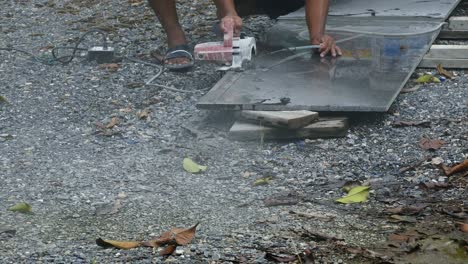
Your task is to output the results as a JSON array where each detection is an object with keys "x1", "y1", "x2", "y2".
[
  {"x1": 183, "y1": 158, "x2": 207, "y2": 174},
  {"x1": 253, "y1": 176, "x2": 272, "y2": 186},
  {"x1": 8, "y1": 202, "x2": 32, "y2": 213},
  {"x1": 415, "y1": 74, "x2": 440, "y2": 84},
  {"x1": 336, "y1": 186, "x2": 370, "y2": 204},
  {"x1": 0, "y1": 95, "x2": 9, "y2": 104}
]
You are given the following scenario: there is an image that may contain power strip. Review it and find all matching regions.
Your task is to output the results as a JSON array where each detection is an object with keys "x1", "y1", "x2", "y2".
[{"x1": 87, "y1": 46, "x2": 115, "y2": 64}]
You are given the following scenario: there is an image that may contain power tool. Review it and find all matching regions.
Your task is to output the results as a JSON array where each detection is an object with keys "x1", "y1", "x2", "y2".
[{"x1": 194, "y1": 18, "x2": 256, "y2": 70}]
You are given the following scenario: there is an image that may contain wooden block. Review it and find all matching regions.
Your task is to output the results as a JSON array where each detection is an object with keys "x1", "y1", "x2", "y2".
[
  {"x1": 241, "y1": 110, "x2": 319, "y2": 129},
  {"x1": 419, "y1": 44, "x2": 468, "y2": 68},
  {"x1": 229, "y1": 117, "x2": 349, "y2": 141},
  {"x1": 448, "y1": 17, "x2": 468, "y2": 31},
  {"x1": 424, "y1": 45, "x2": 468, "y2": 59},
  {"x1": 438, "y1": 29, "x2": 468, "y2": 40},
  {"x1": 419, "y1": 58, "x2": 468, "y2": 69}
]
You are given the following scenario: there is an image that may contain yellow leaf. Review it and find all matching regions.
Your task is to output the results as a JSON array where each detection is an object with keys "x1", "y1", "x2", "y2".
[
  {"x1": 416, "y1": 74, "x2": 440, "y2": 84},
  {"x1": 253, "y1": 176, "x2": 272, "y2": 186},
  {"x1": 96, "y1": 238, "x2": 141, "y2": 249},
  {"x1": 0, "y1": 95, "x2": 9, "y2": 104},
  {"x1": 183, "y1": 158, "x2": 207, "y2": 174},
  {"x1": 8, "y1": 202, "x2": 32, "y2": 213},
  {"x1": 336, "y1": 186, "x2": 370, "y2": 204}
]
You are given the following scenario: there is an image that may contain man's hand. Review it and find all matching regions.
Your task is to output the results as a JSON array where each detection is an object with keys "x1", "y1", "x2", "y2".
[
  {"x1": 220, "y1": 15, "x2": 242, "y2": 36},
  {"x1": 312, "y1": 35, "x2": 342, "y2": 57}
]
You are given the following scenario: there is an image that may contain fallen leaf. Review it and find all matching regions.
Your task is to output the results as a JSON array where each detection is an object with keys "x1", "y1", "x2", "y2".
[
  {"x1": 128, "y1": 0, "x2": 145, "y2": 7},
  {"x1": 99, "y1": 63, "x2": 120, "y2": 72},
  {"x1": 264, "y1": 252, "x2": 297, "y2": 262},
  {"x1": 253, "y1": 176, "x2": 272, "y2": 186},
  {"x1": 336, "y1": 186, "x2": 370, "y2": 204},
  {"x1": 419, "y1": 181, "x2": 449, "y2": 189},
  {"x1": 341, "y1": 180, "x2": 362, "y2": 192},
  {"x1": 264, "y1": 192, "x2": 299, "y2": 207},
  {"x1": 386, "y1": 204, "x2": 428, "y2": 215},
  {"x1": 136, "y1": 108, "x2": 151, "y2": 120},
  {"x1": 431, "y1": 157, "x2": 444, "y2": 165},
  {"x1": 7, "y1": 202, "x2": 32, "y2": 214},
  {"x1": 97, "y1": 223, "x2": 198, "y2": 251},
  {"x1": 456, "y1": 222, "x2": 468, "y2": 233},
  {"x1": 441, "y1": 159, "x2": 468, "y2": 176},
  {"x1": 416, "y1": 74, "x2": 440, "y2": 83},
  {"x1": 388, "y1": 214, "x2": 417, "y2": 223},
  {"x1": 105, "y1": 117, "x2": 120, "y2": 129},
  {"x1": 183, "y1": 158, "x2": 207, "y2": 174},
  {"x1": 0, "y1": 95, "x2": 9, "y2": 104},
  {"x1": 436, "y1": 64, "x2": 453, "y2": 79},
  {"x1": 95, "y1": 238, "x2": 141, "y2": 249},
  {"x1": 419, "y1": 137, "x2": 445, "y2": 150},
  {"x1": 174, "y1": 223, "x2": 198, "y2": 245},
  {"x1": 393, "y1": 120, "x2": 431, "y2": 128},
  {"x1": 399, "y1": 157, "x2": 430, "y2": 173},
  {"x1": 159, "y1": 244, "x2": 177, "y2": 256},
  {"x1": 299, "y1": 228, "x2": 343, "y2": 242}
]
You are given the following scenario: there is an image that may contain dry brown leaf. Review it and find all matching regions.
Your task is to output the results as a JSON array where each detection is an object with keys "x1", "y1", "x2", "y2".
[
  {"x1": 456, "y1": 222, "x2": 468, "y2": 233},
  {"x1": 99, "y1": 63, "x2": 120, "y2": 72},
  {"x1": 419, "y1": 181, "x2": 449, "y2": 189},
  {"x1": 264, "y1": 252, "x2": 297, "y2": 263},
  {"x1": 96, "y1": 238, "x2": 141, "y2": 249},
  {"x1": 442, "y1": 159, "x2": 468, "y2": 176},
  {"x1": 393, "y1": 120, "x2": 431, "y2": 128},
  {"x1": 146, "y1": 223, "x2": 199, "y2": 248},
  {"x1": 419, "y1": 137, "x2": 445, "y2": 150},
  {"x1": 436, "y1": 63, "x2": 453, "y2": 79},
  {"x1": 174, "y1": 223, "x2": 199, "y2": 246},
  {"x1": 386, "y1": 204, "x2": 428, "y2": 215},
  {"x1": 128, "y1": 0, "x2": 145, "y2": 6},
  {"x1": 159, "y1": 244, "x2": 177, "y2": 256},
  {"x1": 105, "y1": 117, "x2": 120, "y2": 129},
  {"x1": 136, "y1": 108, "x2": 151, "y2": 120}
]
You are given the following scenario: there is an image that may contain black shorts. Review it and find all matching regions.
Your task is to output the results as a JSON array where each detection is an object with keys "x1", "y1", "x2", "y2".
[{"x1": 234, "y1": 0, "x2": 305, "y2": 19}]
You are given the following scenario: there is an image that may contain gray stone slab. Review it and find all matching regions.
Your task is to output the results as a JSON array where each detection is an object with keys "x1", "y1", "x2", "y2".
[
  {"x1": 281, "y1": 0, "x2": 461, "y2": 21},
  {"x1": 197, "y1": 0, "x2": 460, "y2": 112},
  {"x1": 198, "y1": 30, "x2": 439, "y2": 112}
]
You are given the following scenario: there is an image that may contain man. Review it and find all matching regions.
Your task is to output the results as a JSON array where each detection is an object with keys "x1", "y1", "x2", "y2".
[{"x1": 149, "y1": 0, "x2": 341, "y2": 70}]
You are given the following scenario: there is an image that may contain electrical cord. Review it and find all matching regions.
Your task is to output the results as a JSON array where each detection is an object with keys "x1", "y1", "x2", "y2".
[
  {"x1": 0, "y1": 46, "x2": 56, "y2": 65},
  {"x1": 0, "y1": 28, "x2": 109, "y2": 65},
  {"x1": 52, "y1": 28, "x2": 109, "y2": 64}
]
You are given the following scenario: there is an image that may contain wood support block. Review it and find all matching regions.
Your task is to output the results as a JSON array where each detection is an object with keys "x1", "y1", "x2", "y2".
[
  {"x1": 241, "y1": 110, "x2": 319, "y2": 129},
  {"x1": 229, "y1": 117, "x2": 349, "y2": 141},
  {"x1": 438, "y1": 17, "x2": 468, "y2": 39},
  {"x1": 419, "y1": 45, "x2": 468, "y2": 68}
]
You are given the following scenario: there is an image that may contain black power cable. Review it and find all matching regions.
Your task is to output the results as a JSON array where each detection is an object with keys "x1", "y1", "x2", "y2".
[
  {"x1": 0, "y1": 28, "x2": 109, "y2": 65},
  {"x1": 52, "y1": 28, "x2": 109, "y2": 64}
]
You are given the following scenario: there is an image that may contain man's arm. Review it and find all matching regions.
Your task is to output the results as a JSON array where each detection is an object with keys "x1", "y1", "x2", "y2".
[{"x1": 305, "y1": 0, "x2": 341, "y2": 57}]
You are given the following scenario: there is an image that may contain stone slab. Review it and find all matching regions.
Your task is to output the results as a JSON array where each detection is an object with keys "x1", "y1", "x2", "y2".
[
  {"x1": 241, "y1": 110, "x2": 319, "y2": 129},
  {"x1": 197, "y1": 0, "x2": 460, "y2": 112},
  {"x1": 229, "y1": 117, "x2": 348, "y2": 141},
  {"x1": 197, "y1": 30, "x2": 438, "y2": 112},
  {"x1": 280, "y1": 0, "x2": 461, "y2": 21}
]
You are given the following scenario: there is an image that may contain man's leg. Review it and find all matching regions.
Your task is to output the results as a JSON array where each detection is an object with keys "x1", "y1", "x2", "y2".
[{"x1": 148, "y1": 0, "x2": 189, "y2": 65}]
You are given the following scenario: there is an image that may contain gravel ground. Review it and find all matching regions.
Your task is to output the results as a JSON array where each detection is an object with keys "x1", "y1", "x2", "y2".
[{"x1": 0, "y1": 1, "x2": 467, "y2": 263}]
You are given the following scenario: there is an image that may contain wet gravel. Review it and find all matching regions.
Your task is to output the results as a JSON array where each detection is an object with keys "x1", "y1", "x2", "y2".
[{"x1": 0, "y1": 0, "x2": 467, "y2": 263}]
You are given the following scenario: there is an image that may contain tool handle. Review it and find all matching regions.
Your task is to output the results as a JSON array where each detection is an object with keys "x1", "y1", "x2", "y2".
[{"x1": 223, "y1": 18, "x2": 234, "y2": 47}]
